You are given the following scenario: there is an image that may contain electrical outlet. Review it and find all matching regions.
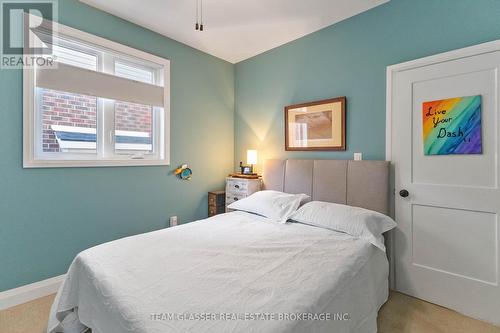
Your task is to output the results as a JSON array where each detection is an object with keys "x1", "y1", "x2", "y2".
[
  {"x1": 169, "y1": 216, "x2": 178, "y2": 227},
  {"x1": 354, "y1": 153, "x2": 363, "y2": 161}
]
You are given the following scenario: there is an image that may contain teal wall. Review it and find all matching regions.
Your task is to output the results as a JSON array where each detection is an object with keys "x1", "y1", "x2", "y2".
[
  {"x1": 3, "y1": 0, "x2": 500, "y2": 292},
  {"x1": 234, "y1": 0, "x2": 500, "y2": 171},
  {"x1": 0, "y1": 0, "x2": 234, "y2": 291}
]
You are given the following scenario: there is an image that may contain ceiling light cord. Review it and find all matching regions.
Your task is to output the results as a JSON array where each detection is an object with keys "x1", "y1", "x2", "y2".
[
  {"x1": 200, "y1": 0, "x2": 204, "y2": 31},
  {"x1": 195, "y1": 0, "x2": 204, "y2": 32},
  {"x1": 195, "y1": 0, "x2": 199, "y2": 30}
]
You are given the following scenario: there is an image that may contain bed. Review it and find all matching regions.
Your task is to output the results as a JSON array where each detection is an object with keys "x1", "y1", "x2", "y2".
[{"x1": 48, "y1": 159, "x2": 391, "y2": 333}]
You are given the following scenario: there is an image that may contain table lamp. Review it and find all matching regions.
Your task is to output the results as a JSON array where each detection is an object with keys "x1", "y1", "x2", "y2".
[{"x1": 247, "y1": 150, "x2": 257, "y2": 174}]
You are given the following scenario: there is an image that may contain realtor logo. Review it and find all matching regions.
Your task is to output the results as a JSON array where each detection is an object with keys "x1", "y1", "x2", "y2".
[{"x1": 1, "y1": 0, "x2": 57, "y2": 68}]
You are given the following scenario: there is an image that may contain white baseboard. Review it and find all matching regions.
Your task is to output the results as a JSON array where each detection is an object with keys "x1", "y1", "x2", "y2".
[{"x1": 0, "y1": 274, "x2": 65, "y2": 310}]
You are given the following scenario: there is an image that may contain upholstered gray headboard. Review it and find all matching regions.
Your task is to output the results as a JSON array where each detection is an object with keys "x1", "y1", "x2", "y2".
[{"x1": 262, "y1": 159, "x2": 390, "y2": 215}]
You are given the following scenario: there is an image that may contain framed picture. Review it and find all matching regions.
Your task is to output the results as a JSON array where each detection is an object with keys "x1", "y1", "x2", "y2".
[
  {"x1": 285, "y1": 97, "x2": 346, "y2": 151},
  {"x1": 422, "y1": 95, "x2": 482, "y2": 155},
  {"x1": 242, "y1": 166, "x2": 252, "y2": 174}
]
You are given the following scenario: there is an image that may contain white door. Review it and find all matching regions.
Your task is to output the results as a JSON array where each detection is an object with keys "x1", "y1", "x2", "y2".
[{"x1": 390, "y1": 44, "x2": 500, "y2": 325}]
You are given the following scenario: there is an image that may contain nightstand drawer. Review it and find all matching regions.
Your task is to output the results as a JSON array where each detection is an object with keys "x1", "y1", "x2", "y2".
[
  {"x1": 208, "y1": 205, "x2": 217, "y2": 216},
  {"x1": 226, "y1": 193, "x2": 247, "y2": 205},
  {"x1": 226, "y1": 179, "x2": 248, "y2": 193},
  {"x1": 225, "y1": 177, "x2": 262, "y2": 211},
  {"x1": 208, "y1": 192, "x2": 225, "y2": 206}
]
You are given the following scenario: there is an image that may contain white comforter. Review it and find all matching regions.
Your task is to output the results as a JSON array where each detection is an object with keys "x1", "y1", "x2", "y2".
[{"x1": 48, "y1": 211, "x2": 388, "y2": 333}]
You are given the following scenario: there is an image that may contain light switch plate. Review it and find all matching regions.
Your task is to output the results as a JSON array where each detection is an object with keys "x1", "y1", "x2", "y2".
[
  {"x1": 354, "y1": 153, "x2": 363, "y2": 161},
  {"x1": 169, "y1": 216, "x2": 178, "y2": 227}
]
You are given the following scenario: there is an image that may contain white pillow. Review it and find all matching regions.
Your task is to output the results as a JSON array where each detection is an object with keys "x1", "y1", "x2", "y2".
[
  {"x1": 289, "y1": 201, "x2": 396, "y2": 251},
  {"x1": 227, "y1": 190, "x2": 310, "y2": 222}
]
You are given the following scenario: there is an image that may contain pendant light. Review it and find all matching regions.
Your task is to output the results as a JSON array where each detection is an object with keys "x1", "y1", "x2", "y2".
[{"x1": 195, "y1": 0, "x2": 204, "y2": 31}]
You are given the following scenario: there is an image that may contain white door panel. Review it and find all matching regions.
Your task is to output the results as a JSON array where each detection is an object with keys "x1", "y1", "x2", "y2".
[
  {"x1": 412, "y1": 205, "x2": 497, "y2": 284},
  {"x1": 392, "y1": 48, "x2": 500, "y2": 325}
]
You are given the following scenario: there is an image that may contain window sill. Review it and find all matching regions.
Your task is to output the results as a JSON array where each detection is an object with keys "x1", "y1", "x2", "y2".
[{"x1": 23, "y1": 159, "x2": 170, "y2": 168}]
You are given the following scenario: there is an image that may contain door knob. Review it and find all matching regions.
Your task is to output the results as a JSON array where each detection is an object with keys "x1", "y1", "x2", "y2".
[{"x1": 399, "y1": 189, "x2": 409, "y2": 198}]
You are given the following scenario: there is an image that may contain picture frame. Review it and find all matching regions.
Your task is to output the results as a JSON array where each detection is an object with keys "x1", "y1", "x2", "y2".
[
  {"x1": 242, "y1": 166, "x2": 252, "y2": 174},
  {"x1": 422, "y1": 95, "x2": 482, "y2": 155},
  {"x1": 285, "y1": 97, "x2": 346, "y2": 151}
]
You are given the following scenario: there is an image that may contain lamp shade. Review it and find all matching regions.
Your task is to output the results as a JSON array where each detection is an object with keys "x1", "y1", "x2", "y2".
[{"x1": 247, "y1": 150, "x2": 258, "y2": 165}]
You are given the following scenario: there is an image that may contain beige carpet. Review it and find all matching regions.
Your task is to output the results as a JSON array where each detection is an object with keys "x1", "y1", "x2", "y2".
[
  {"x1": 0, "y1": 294, "x2": 55, "y2": 333},
  {"x1": 378, "y1": 292, "x2": 500, "y2": 333},
  {"x1": 1, "y1": 291, "x2": 499, "y2": 333}
]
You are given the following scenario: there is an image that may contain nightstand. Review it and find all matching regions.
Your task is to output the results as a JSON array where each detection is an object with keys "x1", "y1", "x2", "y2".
[
  {"x1": 225, "y1": 177, "x2": 262, "y2": 212},
  {"x1": 208, "y1": 190, "x2": 226, "y2": 217}
]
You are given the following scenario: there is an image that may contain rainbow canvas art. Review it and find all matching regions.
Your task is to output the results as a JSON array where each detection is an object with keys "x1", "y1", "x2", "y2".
[{"x1": 422, "y1": 95, "x2": 482, "y2": 155}]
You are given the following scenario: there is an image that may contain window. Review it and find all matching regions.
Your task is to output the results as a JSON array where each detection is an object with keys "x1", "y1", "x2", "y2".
[{"x1": 24, "y1": 19, "x2": 170, "y2": 168}]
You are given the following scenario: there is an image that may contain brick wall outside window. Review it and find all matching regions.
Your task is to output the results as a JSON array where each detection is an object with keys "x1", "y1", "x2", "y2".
[
  {"x1": 42, "y1": 89, "x2": 152, "y2": 152},
  {"x1": 115, "y1": 102, "x2": 152, "y2": 133}
]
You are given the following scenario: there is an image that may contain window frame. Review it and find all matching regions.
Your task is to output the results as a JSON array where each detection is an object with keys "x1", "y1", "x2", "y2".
[{"x1": 23, "y1": 19, "x2": 170, "y2": 168}]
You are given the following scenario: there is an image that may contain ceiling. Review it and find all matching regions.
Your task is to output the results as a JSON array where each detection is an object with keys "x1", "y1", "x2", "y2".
[{"x1": 79, "y1": 0, "x2": 388, "y2": 63}]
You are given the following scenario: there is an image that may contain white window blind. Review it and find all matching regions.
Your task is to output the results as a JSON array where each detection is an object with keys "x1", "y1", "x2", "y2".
[{"x1": 36, "y1": 62, "x2": 165, "y2": 107}]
